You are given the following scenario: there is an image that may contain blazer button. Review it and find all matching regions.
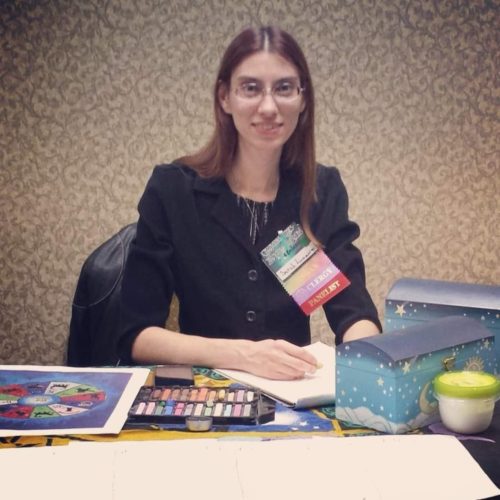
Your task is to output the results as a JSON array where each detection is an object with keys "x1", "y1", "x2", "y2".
[
  {"x1": 248, "y1": 269, "x2": 258, "y2": 281},
  {"x1": 246, "y1": 310, "x2": 257, "y2": 322}
]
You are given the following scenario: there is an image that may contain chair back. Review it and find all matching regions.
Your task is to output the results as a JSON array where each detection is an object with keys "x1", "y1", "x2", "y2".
[{"x1": 67, "y1": 223, "x2": 136, "y2": 366}]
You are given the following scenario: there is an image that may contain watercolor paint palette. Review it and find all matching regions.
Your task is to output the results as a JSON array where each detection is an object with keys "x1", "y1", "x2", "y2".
[{"x1": 128, "y1": 385, "x2": 276, "y2": 428}]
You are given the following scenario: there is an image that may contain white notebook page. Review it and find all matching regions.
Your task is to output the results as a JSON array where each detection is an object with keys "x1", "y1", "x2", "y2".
[{"x1": 215, "y1": 341, "x2": 335, "y2": 408}]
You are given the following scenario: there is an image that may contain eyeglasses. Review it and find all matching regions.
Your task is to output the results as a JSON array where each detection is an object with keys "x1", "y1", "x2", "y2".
[{"x1": 233, "y1": 81, "x2": 304, "y2": 104}]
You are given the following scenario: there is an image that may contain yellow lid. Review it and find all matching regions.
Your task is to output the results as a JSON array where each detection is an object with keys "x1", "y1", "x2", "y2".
[{"x1": 434, "y1": 371, "x2": 500, "y2": 399}]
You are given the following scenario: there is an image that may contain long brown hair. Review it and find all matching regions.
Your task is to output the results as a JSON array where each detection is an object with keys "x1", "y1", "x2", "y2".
[{"x1": 176, "y1": 26, "x2": 319, "y2": 245}]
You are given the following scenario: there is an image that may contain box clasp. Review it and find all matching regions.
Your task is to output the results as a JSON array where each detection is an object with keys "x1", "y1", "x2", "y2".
[{"x1": 442, "y1": 356, "x2": 456, "y2": 371}]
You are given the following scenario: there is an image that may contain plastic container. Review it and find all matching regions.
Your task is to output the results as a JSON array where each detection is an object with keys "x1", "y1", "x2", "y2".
[{"x1": 433, "y1": 371, "x2": 500, "y2": 434}]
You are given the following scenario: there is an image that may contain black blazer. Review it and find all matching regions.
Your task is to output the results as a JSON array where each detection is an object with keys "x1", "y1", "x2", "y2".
[{"x1": 118, "y1": 163, "x2": 381, "y2": 363}]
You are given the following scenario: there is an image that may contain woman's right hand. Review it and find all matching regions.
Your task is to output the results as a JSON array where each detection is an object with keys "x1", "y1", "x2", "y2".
[
  {"x1": 235, "y1": 339, "x2": 319, "y2": 380},
  {"x1": 132, "y1": 328, "x2": 318, "y2": 381}
]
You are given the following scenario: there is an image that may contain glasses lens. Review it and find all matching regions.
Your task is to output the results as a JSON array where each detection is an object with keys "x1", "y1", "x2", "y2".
[
  {"x1": 274, "y1": 82, "x2": 297, "y2": 98},
  {"x1": 238, "y1": 82, "x2": 262, "y2": 99},
  {"x1": 234, "y1": 82, "x2": 303, "y2": 102}
]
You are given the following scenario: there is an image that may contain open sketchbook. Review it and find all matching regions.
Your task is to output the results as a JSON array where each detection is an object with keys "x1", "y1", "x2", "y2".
[{"x1": 215, "y1": 342, "x2": 335, "y2": 408}]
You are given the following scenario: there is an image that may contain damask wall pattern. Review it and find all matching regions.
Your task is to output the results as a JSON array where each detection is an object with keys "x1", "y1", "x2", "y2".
[{"x1": 1, "y1": 0, "x2": 498, "y2": 364}]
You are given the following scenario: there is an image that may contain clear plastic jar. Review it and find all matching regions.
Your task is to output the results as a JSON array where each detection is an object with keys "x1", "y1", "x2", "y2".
[{"x1": 433, "y1": 371, "x2": 500, "y2": 434}]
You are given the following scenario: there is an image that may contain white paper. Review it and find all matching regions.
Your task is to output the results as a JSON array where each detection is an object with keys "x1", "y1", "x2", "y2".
[
  {"x1": 215, "y1": 341, "x2": 335, "y2": 408},
  {"x1": 0, "y1": 434, "x2": 498, "y2": 500}
]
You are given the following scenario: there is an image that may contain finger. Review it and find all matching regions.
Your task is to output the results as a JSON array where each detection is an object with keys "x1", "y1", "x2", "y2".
[
  {"x1": 264, "y1": 355, "x2": 308, "y2": 380},
  {"x1": 276, "y1": 341, "x2": 319, "y2": 373},
  {"x1": 276, "y1": 340, "x2": 318, "y2": 364},
  {"x1": 273, "y1": 354, "x2": 316, "y2": 379},
  {"x1": 267, "y1": 367, "x2": 306, "y2": 381}
]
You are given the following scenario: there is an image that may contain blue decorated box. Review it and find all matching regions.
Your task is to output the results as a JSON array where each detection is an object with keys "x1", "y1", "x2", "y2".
[
  {"x1": 335, "y1": 316, "x2": 496, "y2": 434},
  {"x1": 384, "y1": 278, "x2": 500, "y2": 367}
]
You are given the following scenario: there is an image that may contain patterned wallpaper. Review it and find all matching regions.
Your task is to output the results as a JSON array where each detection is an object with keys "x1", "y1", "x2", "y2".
[{"x1": 1, "y1": 0, "x2": 498, "y2": 364}]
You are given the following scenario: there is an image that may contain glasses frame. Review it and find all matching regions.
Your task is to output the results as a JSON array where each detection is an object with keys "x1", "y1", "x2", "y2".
[{"x1": 233, "y1": 82, "x2": 305, "y2": 104}]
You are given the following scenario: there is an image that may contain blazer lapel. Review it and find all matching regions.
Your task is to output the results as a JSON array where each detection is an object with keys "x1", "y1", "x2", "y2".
[
  {"x1": 194, "y1": 175, "x2": 254, "y2": 254},
  {"x1": 193, "y1": 169, "x2": 302, "y2": 255}
]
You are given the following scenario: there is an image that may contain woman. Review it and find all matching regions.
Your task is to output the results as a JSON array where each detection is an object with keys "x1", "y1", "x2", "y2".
[{"x1": 118, "y1": 26, "x2": 381, "y2": 380}]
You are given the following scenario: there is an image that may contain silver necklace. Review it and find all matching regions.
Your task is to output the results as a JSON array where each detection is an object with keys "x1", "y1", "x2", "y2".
[{"x1": 236, "y1": 195, "x2": 273, "y2": 244}]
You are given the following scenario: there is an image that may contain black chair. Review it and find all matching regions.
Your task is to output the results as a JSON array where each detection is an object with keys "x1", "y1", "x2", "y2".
[{"x1": 67, "y1": 223, "x2": 136, "y2": 366}]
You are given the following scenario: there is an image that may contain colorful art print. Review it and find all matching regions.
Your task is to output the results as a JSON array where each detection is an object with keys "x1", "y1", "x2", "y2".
[{"x1": 0, "y1": 366, "x2": 149, "y2": 436}]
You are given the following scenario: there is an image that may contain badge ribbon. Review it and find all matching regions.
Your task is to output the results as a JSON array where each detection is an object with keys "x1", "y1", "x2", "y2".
[{"x1": 260, "y1": 223, "x2": 351, "y2": 315}]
